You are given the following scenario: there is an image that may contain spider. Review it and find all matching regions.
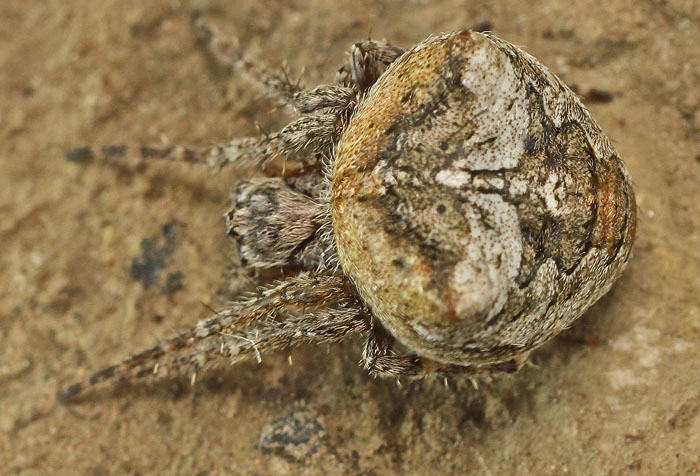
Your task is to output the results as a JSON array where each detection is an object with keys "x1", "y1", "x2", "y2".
[{"x1": 59, "y1": 13, "x2": 636, "y2": 402}]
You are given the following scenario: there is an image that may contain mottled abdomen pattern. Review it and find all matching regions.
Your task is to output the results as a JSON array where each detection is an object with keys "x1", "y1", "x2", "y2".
[{"x1": 331, "y1": 31, "x2": 636, "y2": 366}]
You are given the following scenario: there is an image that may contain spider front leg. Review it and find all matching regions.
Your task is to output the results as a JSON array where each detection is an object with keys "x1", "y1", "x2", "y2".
[
  {"x1": 336, "y1": 40, "x2": 405, "y2": 90},
  {"x1": 58, "y1": 274, "x2": 367, "y2": 403},
  {"x1": 132, "y1": 301, "x2": 367, "y2": 388}
]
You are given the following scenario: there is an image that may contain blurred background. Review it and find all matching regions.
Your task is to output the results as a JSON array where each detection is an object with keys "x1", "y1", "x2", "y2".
[{"x1": 1, "y1": 1, "x2": 699, "y2": 474}]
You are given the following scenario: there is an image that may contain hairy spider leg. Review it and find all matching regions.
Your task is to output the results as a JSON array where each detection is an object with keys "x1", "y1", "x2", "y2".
[{"x1": 58, "y1": 274, "x2": 366, "y2": 403}]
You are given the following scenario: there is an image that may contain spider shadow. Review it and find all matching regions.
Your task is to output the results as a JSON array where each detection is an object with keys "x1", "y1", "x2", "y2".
[
  {"x1": 352, "y1": 276, "x2": 635, "y2": 451},
  {"x1": 61, "y1": 273, "x2": 634, "y2": 464}
]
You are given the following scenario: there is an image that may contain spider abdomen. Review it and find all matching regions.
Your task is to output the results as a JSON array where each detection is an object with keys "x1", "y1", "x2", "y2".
[{"x1": 330, "y1": 31, "x2": 636, "y2": 366}]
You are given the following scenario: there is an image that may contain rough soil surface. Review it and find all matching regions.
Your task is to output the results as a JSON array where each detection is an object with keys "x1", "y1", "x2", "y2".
[{"x1": 1, "y1": 1, "x2": 699, "y2": 475}]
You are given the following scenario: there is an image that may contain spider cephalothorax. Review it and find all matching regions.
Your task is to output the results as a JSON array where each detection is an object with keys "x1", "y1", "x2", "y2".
[{"x1": 59, "y1": 16, "x2": 635, "y2": 402}]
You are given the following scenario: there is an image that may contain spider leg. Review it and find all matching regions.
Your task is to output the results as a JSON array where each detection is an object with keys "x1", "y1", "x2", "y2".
[
  {"x1": 291, "y1": 85, "x2": 357, "y2": 114},
  {"x1": 336, "y1": 40, "x2": 405, "y2": 91},
  {"x1": 57, "y1": 274, "x2": 363, "y2": 403},
  {"x1": 57, "y1": 327, "x2": 198, "y2": 403},
  {"x1": 192, "y1": 13, "x2": 358, "y2": 114},
  {"x1": 147, "y1": 304, "x2": 367, "y2": 384},
  {"x1": 361, "y1": 324, "x2": 424, "y2": 378},
  {"x1": 361, "y1": 324, "x2": 524, "y2": 379},
  {"x1": 68, "y1": 16, "x2": 359, "y2": 172},
  {"x1": 66, "y1": 110, "x2": 344, "y2": 172},
  {"x1": 65, "y1": 144, "x2": 210, "y2": 165},
  {"x1": 207, "y1": 112, "x2": 343, "y2": 170},
  {"x1": 191, "y1": 11, "x2": 302, "y2": 106}
]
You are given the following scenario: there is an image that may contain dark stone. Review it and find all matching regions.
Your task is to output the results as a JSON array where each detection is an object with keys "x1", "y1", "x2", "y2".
[{"x1": 259, "y1": 407, "x2": 325, "y2": 460}]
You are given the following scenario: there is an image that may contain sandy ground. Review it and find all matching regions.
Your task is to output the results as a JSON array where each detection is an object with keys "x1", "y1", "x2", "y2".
[{"x1": 1, "y1": 1, "x2": 699, "y2": 475}]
